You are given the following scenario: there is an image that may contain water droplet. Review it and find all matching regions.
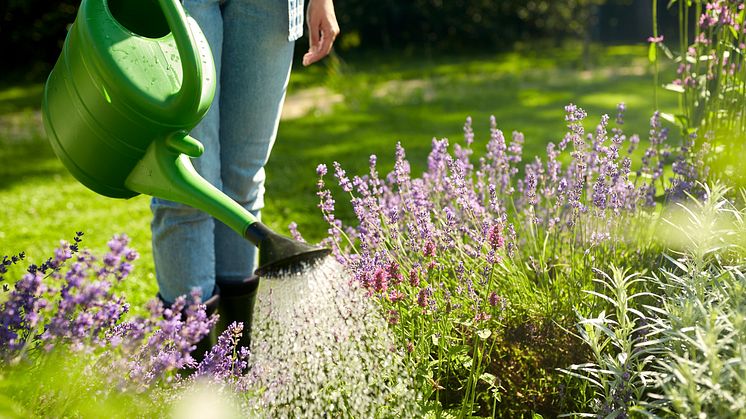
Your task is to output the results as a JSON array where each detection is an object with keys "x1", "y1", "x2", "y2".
[{"x1": 245, "y1": 258, "x2": 420, "y2": 416}]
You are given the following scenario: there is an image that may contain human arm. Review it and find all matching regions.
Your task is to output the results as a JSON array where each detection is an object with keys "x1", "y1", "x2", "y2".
[{"x1": 302, "y1": 0, "x2": 340, "y2": 66}]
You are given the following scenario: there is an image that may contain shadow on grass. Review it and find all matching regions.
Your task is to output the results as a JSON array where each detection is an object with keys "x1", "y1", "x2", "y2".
[
  {"x1": 0, "y1": 84, "x2": 44, "y2": 115},
  {"x1": 0, "y1": 139, "x2": 62, "y2": 189},
  {"x1": 0, "y1": 82, "x2": 63, "y2": 190}
]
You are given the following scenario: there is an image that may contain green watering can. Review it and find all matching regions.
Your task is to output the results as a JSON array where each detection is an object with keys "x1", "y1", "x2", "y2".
[{"x1": 42, "y1": 0, "x2": 329, "y2": 276}]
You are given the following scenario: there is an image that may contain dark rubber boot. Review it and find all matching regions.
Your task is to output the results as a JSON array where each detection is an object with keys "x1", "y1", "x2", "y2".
[{"x1": 216, "y1": 275, "x2": 260, "y2": 350}]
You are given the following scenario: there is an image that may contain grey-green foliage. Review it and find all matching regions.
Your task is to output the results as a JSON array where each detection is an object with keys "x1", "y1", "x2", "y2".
[
  {"x1": 560, "y1": 266, "x2": 660, "y2": 417},
  {"x1": 643, "y1": 184, "x2": 746, "y2": 418},
  {"x1": 564, "y1": 184, "x2": 746, "y2": 417},
  {"x1": 646, "y1": 263, "x2": 746, "y2": 418}
]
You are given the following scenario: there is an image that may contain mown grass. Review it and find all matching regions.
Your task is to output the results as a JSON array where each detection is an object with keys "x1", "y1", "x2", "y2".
[{"x1": 0, "y1": 44, "x2": 677, "y2": 308}]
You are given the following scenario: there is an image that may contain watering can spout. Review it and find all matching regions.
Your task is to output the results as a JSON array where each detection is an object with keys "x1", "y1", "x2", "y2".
[
  {"x1": 125, "y1": 132, "x2": 330, "y2": 276},
  {"x1": 246, "y1": 223, "x2": 332, "y2": 277}
]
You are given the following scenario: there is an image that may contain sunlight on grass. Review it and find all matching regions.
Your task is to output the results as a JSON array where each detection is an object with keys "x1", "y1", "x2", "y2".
[{"x1": 1, "y1": 45, "x2": 677, "y2": 299}]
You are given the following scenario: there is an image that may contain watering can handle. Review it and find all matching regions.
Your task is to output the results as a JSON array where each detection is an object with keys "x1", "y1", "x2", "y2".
[{"x1": 158, "y1": 0, "x2": 204, "y2": 113}]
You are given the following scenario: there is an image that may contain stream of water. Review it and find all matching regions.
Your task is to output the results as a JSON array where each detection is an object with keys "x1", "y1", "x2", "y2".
[{"x1": 242, "y1": 257, "x2": 420, "y2": 417}]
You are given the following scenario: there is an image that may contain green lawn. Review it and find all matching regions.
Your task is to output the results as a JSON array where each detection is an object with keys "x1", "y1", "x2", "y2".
[{"x1": 0, "y1": 44, "x2": 677, "y2": 307}]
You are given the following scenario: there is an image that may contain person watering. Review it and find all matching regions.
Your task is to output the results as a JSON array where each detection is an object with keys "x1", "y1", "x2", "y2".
[{"x1": 152, "y1": 0, "x2": 339, "y2": 352}]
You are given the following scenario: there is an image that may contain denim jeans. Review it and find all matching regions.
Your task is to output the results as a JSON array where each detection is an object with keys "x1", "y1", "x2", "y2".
[{"x1": 151, "y1": 0, "x2": 295, "y2": 303}]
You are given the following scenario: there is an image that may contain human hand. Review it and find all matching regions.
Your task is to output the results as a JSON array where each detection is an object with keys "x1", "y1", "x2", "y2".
[{"x1": 302, "y1": 0, "x2": 340, "y2": 66}]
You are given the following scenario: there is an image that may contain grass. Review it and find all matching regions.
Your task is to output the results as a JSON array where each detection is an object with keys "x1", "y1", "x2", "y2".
[{"x1": 0, "y1": 44, "x2": 677, "y2": 308}]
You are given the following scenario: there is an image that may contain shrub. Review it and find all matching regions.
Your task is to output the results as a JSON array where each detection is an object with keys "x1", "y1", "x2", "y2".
[
  {"x1": 0, "y1": 234, "x2": 246, "y2": 416},
  {"x1": 0, "y1": 234, "x2": 417, "y2": 417},
  {"x1": 316, "y1": 104, "x2": 705, "y2": 415},
  {"x1": 658, "y1": 0, "x2": 746, "y2": 183},
  {"x1": 567, "y1": 184, "x2": 746, "y2": 417}
]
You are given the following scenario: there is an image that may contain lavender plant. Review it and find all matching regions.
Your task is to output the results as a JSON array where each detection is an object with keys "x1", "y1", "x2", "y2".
[
  {"x1": 0, "y1": 234, "x2": 246, "y2": 416},
  {"x1": 662, "y1": 0, "x2": 746, "y2": 133},
  {"x1": 1, "y1": 234, "x2": 419, "y2": 417},
  {"x1": 657, "y1": 0, "x2": 746, "y2": 181},
  {"x1": 315, "y1": 105, "x2": 704, "y2": 415}
]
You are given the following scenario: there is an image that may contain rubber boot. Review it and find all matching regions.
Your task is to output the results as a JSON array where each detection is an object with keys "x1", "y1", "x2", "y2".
[
  {"x1": 157, "y1": 288, "x2": 220, "y2": 365},
  {"x1": 216, "y1": 275, "x2": 260, "y2": 350}
]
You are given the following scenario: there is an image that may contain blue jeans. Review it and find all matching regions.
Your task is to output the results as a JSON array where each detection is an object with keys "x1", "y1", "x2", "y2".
[{"x1": 151, "y1": 0, "x2": 295, "y2": 303}]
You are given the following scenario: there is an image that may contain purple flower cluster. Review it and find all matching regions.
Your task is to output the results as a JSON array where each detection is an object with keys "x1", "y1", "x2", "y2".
[
  {"x1": 193, "y1": 323, "x2": 249, "y2": 381},
  {"x1": 1, "y1": 234, "x2": 242, "y2": 393},
  {"x1": 315, "y1": 105, "x2": 706, "y2": 338},
  {"x1": 122, "y1": 289, "x2": 218, "y2": 386},
  {"x1": 668, "y1": 0, "x2": 746, "y2": 141},
  {"x1": 1, "y1": 233, "x2": 87, "y2": 356}
]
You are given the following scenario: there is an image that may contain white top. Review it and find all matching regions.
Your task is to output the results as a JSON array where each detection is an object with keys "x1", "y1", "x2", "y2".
[{"x1": 288, "y1": 0, "x2": 304, "y2": 41}]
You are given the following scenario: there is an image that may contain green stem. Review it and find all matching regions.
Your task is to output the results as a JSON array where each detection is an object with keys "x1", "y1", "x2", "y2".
[{"x1": 653, "y1": 0, "x2": 660, "y2": 110}]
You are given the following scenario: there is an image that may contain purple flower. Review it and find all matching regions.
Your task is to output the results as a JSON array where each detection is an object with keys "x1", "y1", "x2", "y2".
[
  {"x1": 487, "y1": 224, "x2": 504, "y2": 251},
  {"x1": 616, "y1": 103, "x2": 626, "y2": 125},
  {"x1": 124, "y1": 249, "x2": 139, "y2": 262},
  {"x1": 647, "y1": 35, "x2": 664, "y2": 44},
  {"x1": 317, "y1": 188, "x2": 336, "y2": 222},
  {"x1": 316, "y1": 163, "x2": 327, "y2": 176},
  {"x1": 393, "y1": 142, "x2": 411, "y2": 186},
  {"x1": 388, "y1": 309, "x2": 400, "y2": 325},
  {"x1": 194, "y1": 322, "x2": 248, "y2": 379},
  {"x1": 388, "y1": 289, "x2": 406, "y2": 303},
  {"x1": 508, "y1": 131, "x2": 524, "y2": 164},
  {"x1": 287, "y1": 222, "x2": 306, "y2": 243},
  {"x1": 128, "y1": 292, "x2": 218, "y2": 384},
  {"x1": 423, "y1": 240, "x2": 436, "y2": 257},
  {"x1": 488, "y1": 292, "x2": 504, "y2": 308},
  {"x1": 409, "y1": 268, "x2": 420, "y2": 287},
  {"x1": 333, "y1": 161, "x2": 353, "y2": 193},
  {"x1": 564, "y1": 103, "x2": 587, "y2": 122},
  {"x1": 373, "y1": 268, "x2": 388, "y2": 293},
  {"x1": 417, "y1": 287, "x2": 432, "y2": 308},
  {"x1": 0, "y1": 271, "x2": 47, "y2": 355},
  {"x1": 107, "y1": 234, "x2": 129, "y2": 255}
]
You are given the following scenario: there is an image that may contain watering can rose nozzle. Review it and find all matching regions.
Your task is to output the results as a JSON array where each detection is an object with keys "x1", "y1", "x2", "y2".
[{"x1": 245, "y1": 222, "x2": 331, "y2": 277}]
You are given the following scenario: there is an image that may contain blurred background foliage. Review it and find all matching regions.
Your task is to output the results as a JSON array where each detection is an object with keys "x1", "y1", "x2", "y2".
[{"x1": 1, "y1": 0, "x2": 680, "y2": 80}]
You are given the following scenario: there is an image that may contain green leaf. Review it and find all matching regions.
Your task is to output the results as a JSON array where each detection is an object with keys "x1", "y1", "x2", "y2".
[
  {"x1": 730, "y1": 25, "x2": 739, "y2": 40},
  {"x1": 663, "y1": 84, "x2": 685, "y2": 93},
  {"x1": 660, "y1": 112, "x2": 690, "y2": 129},
  {"x1": 648, "y1": 42, "x2": 657, "y2": 64},
  {"x1": 660, "y1": 112, "x2": 676, "y2": 123},
  {"x1": 658, "y1": 42, "x2": 675, "y2": 60},
  {"x1": 479, "y1": 372, "x2": 497, "y2": 386},
  {"x1": 477, "y1": 329, "x2": 492, "y2": 340}
]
